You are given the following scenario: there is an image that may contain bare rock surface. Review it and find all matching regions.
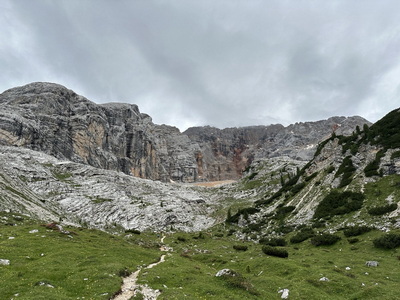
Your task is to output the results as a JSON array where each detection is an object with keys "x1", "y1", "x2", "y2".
[
  {"x1": 0, "y1": 145, "x2": 217, "y2": 232},
  {"x1": 0, "y1": 82, "x2": 369, "y2": 183},
  {"x1": 184, "y1": 116, "x2": 370, "y2": 180},
  {"x1": 0, "y1": 82, "x2": 199, "y2": 182}
]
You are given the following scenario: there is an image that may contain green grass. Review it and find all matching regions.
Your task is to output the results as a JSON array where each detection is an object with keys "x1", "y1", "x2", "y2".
[
  {"x1": 1, "y1": 212, "x2": 400, "y2": 299},
  {"x1": 137, "y1": 226, "x2": 400, "y2": 300},
  {"x1": 0, "y1": 213, "x2": 160, "y2": 299}
]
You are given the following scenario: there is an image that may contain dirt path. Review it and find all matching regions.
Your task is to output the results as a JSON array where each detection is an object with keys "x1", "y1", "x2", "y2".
[{"x1": 112, "y1": 237, "x2": 168, "y2": 300}]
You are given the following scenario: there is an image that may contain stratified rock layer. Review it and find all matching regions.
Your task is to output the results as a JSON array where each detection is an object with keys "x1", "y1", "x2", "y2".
[
  {"x1": 0, "y1": 82, "x2": 370, "y2": 182},
  {"x1": 184, "y1": 116, "x2": 370, "y2": 181},
  {"x1": 0, "y1": 82, "x2": 199, "y2": 182}
]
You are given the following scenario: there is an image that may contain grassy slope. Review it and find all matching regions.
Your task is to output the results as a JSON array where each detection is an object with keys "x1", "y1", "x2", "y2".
[
  {"x1": 0, "y1": 212, "x2": 399, "y2": 299},
  {"x1": 138, "y1": 226, "x2": 400, "y2": 300},
  {"x1": 0, "y1": 213, "x2": 160, "y2": 299}
]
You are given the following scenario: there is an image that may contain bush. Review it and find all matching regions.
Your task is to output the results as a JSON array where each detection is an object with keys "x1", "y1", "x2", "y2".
[
  {"x1": 368, "y1": 203, "x2": 398, "y2": 216},
  {"x1": 125, "y1": 229, "x2": 141, "y2": 235},
  {"x1": 259, "y1": 237, "x2": 287, "y2": 247},
  {"x1": 226, "y1": 207, "x2": 260, "y2": 223},
  {"x1": 273, "y1": 206, "x2": 296, "y2": 220},
  {"x1": 373, "y1": 233, "x2": 400, "y2": 249},
  {"x1": 177, "y1": 236, "x2": 187, "y2": 242},
  {"x1": 348, "y1": 238, "x2": 359, "y2": 244},
  {"x1": 326, "y1": 165, "x2": 335, "y2": 173},
  {"x1": 290, "y1": 228, "x2": 315, "y2": 244},
  {"x1": 343, "y1": 226, "x2": 372, "y2": 237},
  {"x1": 391, "y1": 151, "x2": 400, "y2": 160},
  {"x1": 314, "y1": 191, "x2": 365, "y2": 219},
  {"x1": 233, "y1": 245, "x2": 248, "y2": 251},
  {"x1": 310, "y1": 233, "x2": 341, "y2": 246},
  {"x1": 364, "y1": 150, "x2": 385, "y2": 177},
  {"x1": 262, "y1": 246, "x2": 288, "y2": 258}
]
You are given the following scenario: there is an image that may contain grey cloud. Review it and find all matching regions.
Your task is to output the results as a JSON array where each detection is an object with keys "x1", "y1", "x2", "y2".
[{"x1": 1, "y1": 0, "x2": 400, "y2": 130}]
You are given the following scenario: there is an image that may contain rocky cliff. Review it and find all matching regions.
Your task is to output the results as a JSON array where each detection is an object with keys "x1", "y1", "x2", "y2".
[
  {"x1": 184, "y1": 116, "x2": 370, "y2": 181},
  {"x1": 0, "y1": 82, "x2": 370, "y2": 183},
  {"x1": 0, "y1": 82, "x2": 199, "y2": 182}
]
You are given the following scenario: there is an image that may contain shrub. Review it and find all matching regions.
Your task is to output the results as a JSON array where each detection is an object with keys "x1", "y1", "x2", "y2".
[
  {"x1": 125, "y1": 229, "x2": 141, "y2": 235},
  {"x1": 262, "y1": 246, "x2": 288, "y2": 258},
  {"x1": 348, "y1": 238, "x2": 359, "y2": 244},
  {"x1": 227, "y1": 229, "x2": 236, "y2": 236},
  {"x1": 391, "y1": 151, "x2": 400, "y2": 160},
  {"x1": 310, "y1": 233, "x2": 341, "y2": 246},
  {"x1": 335, "y1": 156, "x2": 356, "y2": 187},
  {"x1": 364, "y1": 150, "x2": 385, "y2": 177},
  {"x1": 177, "y1": 236, "x2": 187, "y2": 242},
  {"x1": 326, "y1": 165, "x2": 335, "y2": 173},
  {"x1": 233, "y1": 245, "x2": 248, "y2": 251},
  {"x1": 305, "y1": 172, "x2": 318, "y2": 182},
  {"x1": 290, "y1": 228, "x2": 315, "y2": 244},
  {"x1": 226, "y1": 207, "x2": 260, "y2": 223},
  {"x1": 373, "y1": 233, "x2": 400, "y2": 249},
  {"x1": 368, "y1": 203, "x2": 398, "y2": 216},
  {"x1": 314, "y1": 191, "x2": 365, "y2": 219},
  {"x1": 259, "y1": 237, "x2": 287, "y2": 247},
  {"x1": 343, "y1": 226, "x2": 372, "y2": 237},
  {"x1": 274, "y1": 206, "x2": 296, "y2": 220}
]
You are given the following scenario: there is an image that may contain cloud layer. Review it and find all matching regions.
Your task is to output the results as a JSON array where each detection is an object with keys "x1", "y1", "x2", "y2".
[{"x1": 1, "y1": 0, "x2": 400, "y2": 130}]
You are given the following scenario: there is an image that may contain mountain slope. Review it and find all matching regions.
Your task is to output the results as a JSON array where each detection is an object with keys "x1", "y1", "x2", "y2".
[
  {"x1": 227, "y1": 108, "x2": 400, "y2": 237},
  {"x1": 0, "y1": 145, "x2": 220, "y2": 232}
]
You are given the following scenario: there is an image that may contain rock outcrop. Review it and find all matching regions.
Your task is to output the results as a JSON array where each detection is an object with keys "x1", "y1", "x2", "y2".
[
  {"x1": 0, "y1": 82, "x2": 199, "y2": 182},
  {"x1": 0, "y1": 145, "x2": 217, "y2": 231},
  {"x1": 184, "y1": 116, "x2": 370, "y2": 181},
  {"x1": 0, "y1": 82, "x2": 370, "y2": 183}
]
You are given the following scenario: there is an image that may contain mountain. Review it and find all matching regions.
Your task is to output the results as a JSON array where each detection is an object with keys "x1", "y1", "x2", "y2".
[
  {"x1": 0, "y1": 82, "x2": 370, "y2": 183},
  {"x1": 0, "y1": 82, "x2": 199, "y2": 182},
  {"x1": 1, "y1": 83, "x2": 400, "y2": 299},
  {"x1": 227, "y1": 108, "x2": 400, "y2": 238},
  {"x1": 184, "y1": 116, "x2": 370, "y2": 181}
]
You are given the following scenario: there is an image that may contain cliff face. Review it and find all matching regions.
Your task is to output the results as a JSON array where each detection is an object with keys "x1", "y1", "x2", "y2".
[
  {"x1": 0, "y1": 82, "x2": 370, "y2": 182},
  {"x1": 0, "y1": 82, "x2": 199, "y2": 182},
  {"x1": 184, "y1": 116, "x2": 371, "y2": 181}
]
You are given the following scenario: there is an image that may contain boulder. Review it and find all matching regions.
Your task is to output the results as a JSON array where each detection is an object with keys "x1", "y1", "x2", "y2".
[
  {"x1": 365, "y1": 261, "x2": 379, "y2": 267},
  {"x1": 215, "y1": 269, "x2": 237, "y2": 277},
  {"x1": 0, "y1": 259, "x2": 10, "y2": 265}
]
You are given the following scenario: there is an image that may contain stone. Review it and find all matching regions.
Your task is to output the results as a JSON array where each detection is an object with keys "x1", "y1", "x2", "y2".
[
  {"x1": 215, "y1": 269, "x2": 237, "y2": 277},
  {"x1": 0, "y1": 259, "x2": 10, "y2": 265},
  {"x1": 365, "y1": 261, "x2": 379, "y2": 267},
  {"x1": 319, "y1": 277, "x2": 330, "y2": 281},
  {"x1": 278, "y1": 288, "x2": 289, "y2": 299}
]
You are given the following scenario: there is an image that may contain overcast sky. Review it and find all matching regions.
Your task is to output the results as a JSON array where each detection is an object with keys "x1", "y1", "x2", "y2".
[{"x1": 1, "y1": 0, "x2": 400, "y2": 131}]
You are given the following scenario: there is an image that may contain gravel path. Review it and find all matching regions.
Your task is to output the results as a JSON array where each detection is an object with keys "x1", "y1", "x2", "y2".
[{"x1": 112, "y1": 237, "x2": 168, "y2": 300}]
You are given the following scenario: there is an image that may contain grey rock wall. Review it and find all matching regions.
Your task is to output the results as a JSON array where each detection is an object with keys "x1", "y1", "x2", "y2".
[{"x1": 0, "y1": 82, "x2": 199, "y2": 182}]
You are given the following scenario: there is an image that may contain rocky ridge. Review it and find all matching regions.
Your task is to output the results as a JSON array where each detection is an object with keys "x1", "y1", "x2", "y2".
[
  {"x1": 184, "y1": 116, "x2": 370, "y2": 181},
  {"x1": 0, "y1": 82, "x2": 370, "y2": 183}
]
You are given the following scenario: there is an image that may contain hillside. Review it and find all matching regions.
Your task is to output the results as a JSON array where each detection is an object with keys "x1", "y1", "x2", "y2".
[{"x1": 226, "y1": 108, "x2": 400, "y2": 238}]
